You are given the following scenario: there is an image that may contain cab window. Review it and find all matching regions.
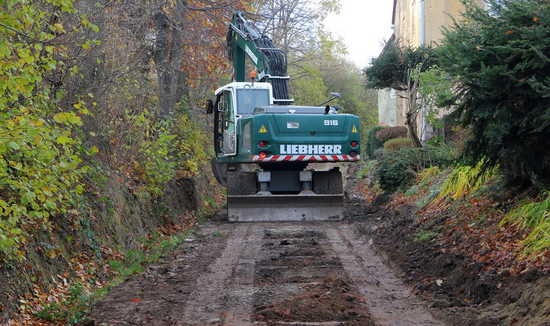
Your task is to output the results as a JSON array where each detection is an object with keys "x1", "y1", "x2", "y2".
[{"x1": 236, "y1": 89, "x2": 270, "y2": 115}]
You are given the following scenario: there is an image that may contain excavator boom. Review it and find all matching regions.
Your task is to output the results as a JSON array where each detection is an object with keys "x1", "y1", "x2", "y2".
[{"x1": 227, "y1": 12, "x2": 292, "y2": 105}]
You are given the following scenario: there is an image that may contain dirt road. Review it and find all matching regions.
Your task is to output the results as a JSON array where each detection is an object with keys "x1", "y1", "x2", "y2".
[{"x1": 92, "y1": 221, "x2": 444, "y2": 326}]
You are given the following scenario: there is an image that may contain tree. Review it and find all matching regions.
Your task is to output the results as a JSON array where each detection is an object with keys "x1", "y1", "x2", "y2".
[
  {"x1": 437, "y1": 0, "x2": 550, "y2": 187},
  {"x1": 364, "y1": 40, "x2": 437, "y2": 147},
  {"x1": 289, "y1": 30, "x2": 378, "y2": 142},
  {"x1": 252, "y1": 0, "x2": 340, "y2": 66}
]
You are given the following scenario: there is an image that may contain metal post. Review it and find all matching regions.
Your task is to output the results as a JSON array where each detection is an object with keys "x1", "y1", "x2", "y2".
[
  {"x1": 257, "y1": 171, "x2": 271, "y2": 195},
  {"x1": 299, "y1": 171, "x2": 313, "y2": 194}
]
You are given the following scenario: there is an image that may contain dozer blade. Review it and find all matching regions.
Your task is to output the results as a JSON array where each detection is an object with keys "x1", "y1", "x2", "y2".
[{"x1": 227, "y1": 193, "x2": 344, "y2": 222}]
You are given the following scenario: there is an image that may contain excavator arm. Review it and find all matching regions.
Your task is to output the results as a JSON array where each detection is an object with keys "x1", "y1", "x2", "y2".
[{"x1": 227, "y1": 12, "x2": 293, "y2": 105}]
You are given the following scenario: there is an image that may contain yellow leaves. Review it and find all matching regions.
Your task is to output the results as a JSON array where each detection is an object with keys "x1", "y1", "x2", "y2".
[
  {"x1": 52, "y1": 23, "x2": 65, "y2": 33},
  {"x1": 0, "y1": 0, "x2": 87, "y2": 263},
  {"x1": 56, "y1": 135, "x2": 73, "y2": 145},
  {"x1": 53, "y1": 112, "x2": 83, "y2": 126},
  {"x1": 32, "y1": 119, "x2": 44, "y2": 127}
]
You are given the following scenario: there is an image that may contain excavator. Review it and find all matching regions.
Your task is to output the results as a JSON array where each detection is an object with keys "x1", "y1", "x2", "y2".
[{"x1": 206, "y1": 12, "x2": 361, "y2": 222}]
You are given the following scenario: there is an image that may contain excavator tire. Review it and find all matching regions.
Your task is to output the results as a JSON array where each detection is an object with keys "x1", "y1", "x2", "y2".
[{"x1": 227, "y1": 171, "x2": 257, "y2": 195}]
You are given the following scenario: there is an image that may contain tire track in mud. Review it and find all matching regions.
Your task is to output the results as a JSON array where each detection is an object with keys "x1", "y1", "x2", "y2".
[
  {"x1": 252, "y1": 225, "x2": 375, "y2": 326},
  {"x1": 92, "y1": 222, "x2": 446, "y2": 326},
  {"x1": 181, "y1": 224, "x2": 260, "y2": 325},
  {"x1": 326, "y1": 224, "x2": 445, "y2": 326},
  {"x1": 219, "y1": 226, "x2": 264, "y2": 325}
]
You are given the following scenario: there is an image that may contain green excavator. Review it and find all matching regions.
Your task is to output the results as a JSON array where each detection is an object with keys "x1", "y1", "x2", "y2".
[{"x1": 206, "y1": 12, "x2": 361, "y2": 222}]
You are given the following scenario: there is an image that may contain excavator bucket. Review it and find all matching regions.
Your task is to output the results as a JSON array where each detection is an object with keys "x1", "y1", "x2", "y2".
[
  {"x1": 227, "y1": 193, "x2": 344, "y2": 222},
  {"x1": 225, "y1": 169, "x2": 344, "y2": 222}
]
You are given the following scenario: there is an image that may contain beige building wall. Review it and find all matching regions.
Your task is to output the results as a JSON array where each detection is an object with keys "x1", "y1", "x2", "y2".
[
  {"x1": 424, "y1": 0, "x2": 469, "y2": 45},
  {"x1": 393, "y1": 0, "x2": 470, "y2": 47},
  {"x1": 387, "y1": 0, "x2": 473, "y2": 142},
  {"x1": 393, "y1": 0, "x2": 420, "y2": 47}
]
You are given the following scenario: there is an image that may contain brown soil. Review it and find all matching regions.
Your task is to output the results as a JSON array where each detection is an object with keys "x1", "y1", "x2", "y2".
[
  {"x1": 255, "y1": 276, "x2": 374, "y2": 325},
  {"x1": 252, "y1": 226, "x2": 375, "y2": 325},
  {"x1": 91, "y1": 220, "x2": 444, "y2": 326},
  {"x1": 351, "y1": 200, "x2": 550, "y2": 326}
]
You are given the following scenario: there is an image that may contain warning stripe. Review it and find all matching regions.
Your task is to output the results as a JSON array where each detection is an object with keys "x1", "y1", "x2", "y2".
[{"x1": 252, "y1": 154, "x2": 360, "y2": 162}]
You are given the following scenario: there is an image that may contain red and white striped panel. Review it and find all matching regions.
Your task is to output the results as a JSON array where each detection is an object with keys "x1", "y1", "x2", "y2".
[{"x1": 252, "y1": 154, "x2": 360, "y2": 162}]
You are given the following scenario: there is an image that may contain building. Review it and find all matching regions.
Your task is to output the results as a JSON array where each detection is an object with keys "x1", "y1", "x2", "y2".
[{"x1": 378, "y1": 0, "x2": 474, "y2": 142}]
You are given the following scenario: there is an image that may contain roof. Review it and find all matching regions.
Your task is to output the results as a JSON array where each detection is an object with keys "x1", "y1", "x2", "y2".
[
  {"x1": 214, "y1": 82, "x2": 272, "y2": 95},
  {"x1": 253, "y1": 106, "x2": 328, "y2": 115}
]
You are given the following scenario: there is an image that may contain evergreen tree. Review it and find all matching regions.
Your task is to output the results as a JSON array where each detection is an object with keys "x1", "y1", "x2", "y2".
[{"x1": 438, "y1": 0, "x2": 550, "y2": 187}]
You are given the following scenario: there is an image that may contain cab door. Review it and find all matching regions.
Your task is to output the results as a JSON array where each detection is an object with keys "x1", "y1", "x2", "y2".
[{"x1": 219, "y1": 90, "x2": 237, "y2": 156}]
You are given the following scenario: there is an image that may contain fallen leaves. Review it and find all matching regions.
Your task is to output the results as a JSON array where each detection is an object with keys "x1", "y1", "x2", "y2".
[{"x1": 356, "y1": 170, "x2": 549, "y2": 277}]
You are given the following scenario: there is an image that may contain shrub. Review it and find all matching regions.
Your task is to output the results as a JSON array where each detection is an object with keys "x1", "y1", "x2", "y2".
[
  {"x1": 437, "y1": 0, "x2": 550, "y2": 188},
  {"x1": 0, "y1": 0, "x2": 90, "y2": 260},
  {"x1": 376, "y1": 145, "x2": 455, "y2": 192},
  {"x1": 366, "y1": 126, "x2": 386, "y2": 158},
  {"x1": 375, "y1": 126, "x2": 408, "y2": 142},
  {"x1": 417, "y1": 166, "x2": 441, "y2": 185},
  {"x1": 384, "y1": 137, "x2": 414, "y2": 152},
  {"x1": 373, "y1": 148, "x2": 386, "y2": 160}
]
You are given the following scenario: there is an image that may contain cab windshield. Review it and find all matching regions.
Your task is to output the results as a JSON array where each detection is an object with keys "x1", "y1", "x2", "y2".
[{"x1": 236, "y1": 89, "x2": 270, "y2": 114}]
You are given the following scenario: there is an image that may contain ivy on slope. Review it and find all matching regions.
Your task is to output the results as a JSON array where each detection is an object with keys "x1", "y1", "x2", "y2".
[{"x1": 0, "y1": 0, "x2": 89, "y2": 260}]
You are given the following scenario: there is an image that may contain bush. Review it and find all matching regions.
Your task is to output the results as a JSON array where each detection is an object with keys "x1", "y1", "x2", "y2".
[
  {"x1": 438, "y1": 0, "x2": 550, "y2": 188},
  {"x1": 366, "y1": 126, "x2": 386, "y2": 158},
  {"x1": 375, "y1": 145, "x2": 456, "y2": 192},
  {"x1": 373, "y1": 148, "x2": 386, "y2": 160},
  {"x1": 384, "y1": 137, "x2": 414, "y2": 152},
  {"x1": 375, "y1": 126, "x2": 408, "y2": 142}
]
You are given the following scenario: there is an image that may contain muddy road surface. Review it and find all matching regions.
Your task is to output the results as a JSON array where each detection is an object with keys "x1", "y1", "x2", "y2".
[{"x1": 92, "y1": 221, "x2": 444, "y2": 326}]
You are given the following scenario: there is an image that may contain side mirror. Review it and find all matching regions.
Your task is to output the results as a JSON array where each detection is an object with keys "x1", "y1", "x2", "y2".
[{"x1": 205, "y1": 99, "x2": 214, "y2": 114}]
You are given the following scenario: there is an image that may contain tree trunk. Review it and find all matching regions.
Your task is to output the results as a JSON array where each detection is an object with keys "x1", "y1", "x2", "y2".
[
  {"x1": 153, "y1": 3, "x2": 187, "y2": 119},
  {"x1": 406, "y1": 79, "x2": 423, "y2": 147}
]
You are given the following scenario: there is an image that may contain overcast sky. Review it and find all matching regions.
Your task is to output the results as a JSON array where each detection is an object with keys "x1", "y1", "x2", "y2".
[{"x1": 324, "y1": 0, "x2": 394, "y2": 69}]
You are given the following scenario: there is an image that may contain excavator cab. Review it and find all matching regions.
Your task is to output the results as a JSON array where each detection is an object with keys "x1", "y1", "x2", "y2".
[{"x1": 213, "y1": 82, "x2": 273, "y2": 157}]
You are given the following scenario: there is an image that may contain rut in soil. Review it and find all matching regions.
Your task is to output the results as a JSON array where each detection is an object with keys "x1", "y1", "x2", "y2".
[{"x1": 92, "y1": 221, "x2": 446, "y2": 326}]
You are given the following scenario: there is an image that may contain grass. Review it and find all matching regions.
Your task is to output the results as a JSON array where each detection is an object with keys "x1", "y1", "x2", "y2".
[
  {"x1": 356, "y1": 160, "x2": 379, "y2": 179},
  {"x1": 414, "y1": 230, "x2": 438, "y2": 242},
  {"x1": 34, "y1": 282, "x2": 92, "y2": 325},
  {"x1": 500, "y1": 192, "x2": 550, "y2": 257},
  {"x1": 436, "y1": 161, "x2": 496, "y2": 201},
  {"x1": 34, "y1": 228, "x2": 193, "y2": 324}
]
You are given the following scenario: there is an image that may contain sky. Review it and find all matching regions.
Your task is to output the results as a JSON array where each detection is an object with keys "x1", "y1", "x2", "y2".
[{"x1": 324, "y1": 0, "x2": 394, "y2": 69}]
